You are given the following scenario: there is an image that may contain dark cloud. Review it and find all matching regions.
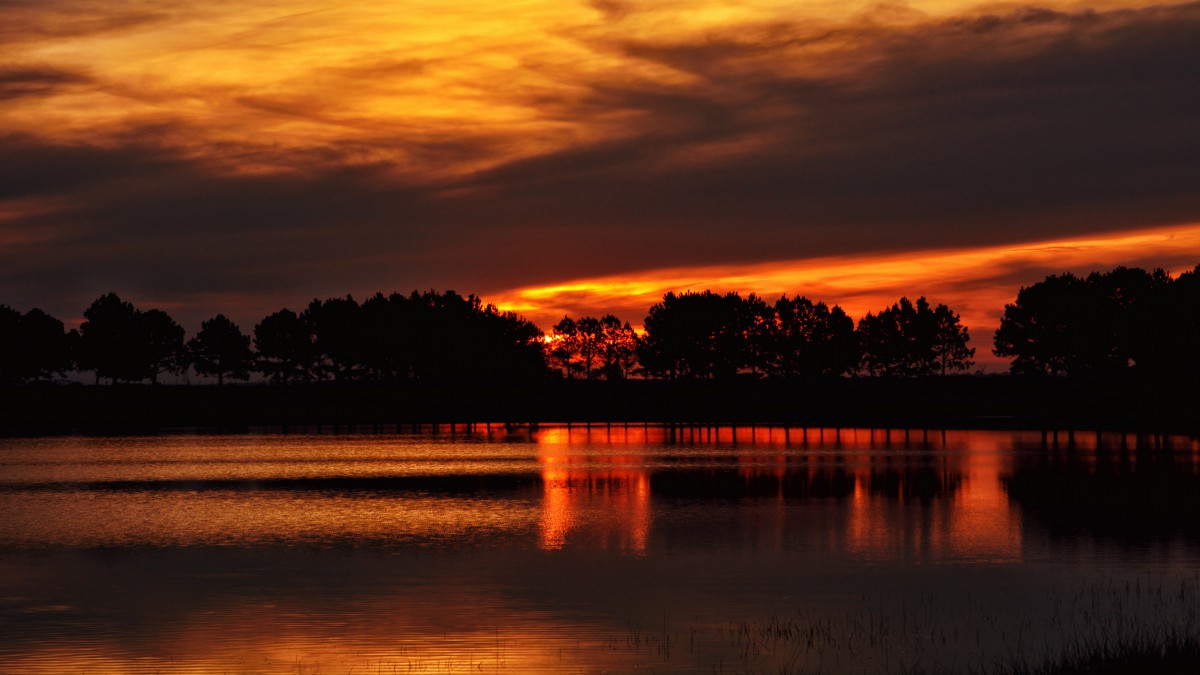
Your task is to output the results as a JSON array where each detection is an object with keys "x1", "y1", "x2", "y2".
[
  {"x1": 0, "y1": 132, "x2": 185, "y2": 199},
  {"x1": 0, "y1": 131, "x2": 437, "y2": 326},
  {"x1": 463, "y1": 2, "x2": 1200, "y2": 265},
  {"x1": 321, "y1": 55, "x2": 436, "y2": 80},
  {"x1": 0, "y1": 65, "x2": 91, "y2": 100},
  {"x1": 588, "y1": 0, "x2": 634, "y2": 21},
  {"x1": 1, "y1": 3, "x2": 1198, "y2": 330},
  {"x1": 0, "y1": 1, "x2": 169, "y2": 44}
]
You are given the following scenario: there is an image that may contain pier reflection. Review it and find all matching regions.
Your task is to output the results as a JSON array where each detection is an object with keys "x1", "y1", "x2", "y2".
[
  {"x1": 1005, "y1": 431, "x2": 1200, "y2": 543},
  {"x1": 531, "y1": 425, "x2": 1020, "y2": 561}
]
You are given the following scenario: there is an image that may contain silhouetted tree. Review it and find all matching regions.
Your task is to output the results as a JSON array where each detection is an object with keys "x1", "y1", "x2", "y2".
[
  {"x1": 74, "y1": 293, "x2": 186, "y2": 384},
  {"x1": 575, "y1": 316, "x2": 605, "y2": 379},
  {"x1": 994, "y1": 274, "x2": 1086, "y2": 375},
  {"x1": 928, "y1": 302, "x2": 975, "y2": 375},
  {"x1": 188, "y1": 314, "x2": 253, "y2": 385},
  {"x1": 771, "y1": 296, "x2": 857, "y2": 377},
  {"x1": 856, "y1": 301, "x2": 909, "y2": 376},
  {"x1": 357, "y1": 292, "x2": 419, "y2": 380},
  {"x1": 548, "y1": 316, "x2": 580, "y2": 378},
  {"x1": 1158, "y1": 264, "x2": 1200, "y2": 376},
  {"x1": 254, "y1": 308, "x2": 315, "y2": 383},
  {"x1": 6, "y1": 308, "x2": 73, "y2": 384},
  {"x1": 638, "y1": 291, "x2": 750, "y2": 379},
  {"x1": 995, "y1": 264, "x2": 1194, "y2": 376},
  {"x1": 249, "y1": 290, "x2": 546, "y2": 383},
  {"x1": 137, "y1": 309, "x2": 186, "y2": 384},
  {"x1": 406, "y1": 290, "x2": 544, "y2": 382},
  {"x1": 995, "y1": 269, "x2": 1141, "y2": 375},
  {"x1": 858, "y1": 297, "x2": 973, "y2": 376},
  {"x1": 474, "y1": 302, "x2": 545, "y2": 382},
  {"x1": 303, "y1": 296, "x2": 364, "y2": 381},
  {"x1": 1090, "y1": 266, "x2": 1170, "y2": 372},
  {"x1": 77, "y1": 293, "x2": 142, "y2": 384},
  {"x1": 598, "y1": 315, "x2": 638, "y2": 380},
  {"x1": 549, "y1": 314, "x2": 639, "y2": 380},
  {"x1": 64, "y1": 328, "x2": 81, "y2": 377},
  {"x1": 0, "y1": 306, "x2": 20, "y2": 384},
  {"x1": 740, "y1": 294, "x2": 775, "y2": 377}
]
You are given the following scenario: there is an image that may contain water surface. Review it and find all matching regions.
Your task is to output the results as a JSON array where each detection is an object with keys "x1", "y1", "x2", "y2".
[{"x1": 2, "y1": 427, "x2": 1198, "y2": 673}]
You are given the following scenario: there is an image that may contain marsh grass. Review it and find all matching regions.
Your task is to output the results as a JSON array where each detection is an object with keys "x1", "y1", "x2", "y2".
[
  {"x1": 1002, "y1": 628, "x2": 1200, "y2": 674},
  {"x1": 623, "y1": 573, "x2": 1200, "y2": 674},
  {"x1": 120, "y1": 574, "x2": 1200, "y2": 674}
]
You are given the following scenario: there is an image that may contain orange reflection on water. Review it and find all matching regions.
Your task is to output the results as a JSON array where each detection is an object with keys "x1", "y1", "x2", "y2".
[
  {"x1": 537, "y1": 426, "x2": 651, "y2": 552},
  {"x1": 0, "y1": 589, "x2": 627, "y2": 675},
  {"x1": 532, "y1": 425, "x2": 1024, "y2": 561},
  {"x1": 948, "y1": 432, "x2": 1024, "y2": 561}
]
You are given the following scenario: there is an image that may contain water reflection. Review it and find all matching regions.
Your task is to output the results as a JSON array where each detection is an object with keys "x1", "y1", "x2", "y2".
[
  {"x1": 2, "y1": 428, "x2": 1199, "y2": 674},
  {"x1": 528, "y1": 426, "x2": 1021, "y2": 562},
  {"x1": 538, "y1": 450, "x2": 651, "y2": 552},
  {"x1": 0, "y1": 428, "x2": 1017, "y2": 557},
  {"x1": 1005, "y1": 431, "x2": 1200, "y2": 544}
]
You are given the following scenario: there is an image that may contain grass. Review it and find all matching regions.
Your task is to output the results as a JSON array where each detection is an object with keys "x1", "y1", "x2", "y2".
[
  {"x1": 1002, "y1": 631, "x2": 1200, "y2": 675},
  {"x1": 645, "y1": 574, "x2": 1200, "y2": 675}
]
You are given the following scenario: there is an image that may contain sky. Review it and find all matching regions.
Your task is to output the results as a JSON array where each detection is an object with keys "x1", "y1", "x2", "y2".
[{"x1": 2, "y1": 0, "x2": 1198, "y2": 369}]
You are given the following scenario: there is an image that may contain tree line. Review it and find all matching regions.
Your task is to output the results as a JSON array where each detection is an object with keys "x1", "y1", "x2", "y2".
[
  {"x1": 618, "y1": 291, "x2": 972, "y2": 379},
  {"x1": 0, "y1": 291, "x2": 544, "y2": 386},
  {"x1": 994, "y1": 264, "x2": 1200, "y2": 377},
  {"x1": 1, "y1": 262, "x2": 1195, "y2": 385}
]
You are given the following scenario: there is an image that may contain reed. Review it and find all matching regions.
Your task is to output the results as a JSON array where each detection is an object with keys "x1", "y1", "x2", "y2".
[
  {"x1": 1001, "y1": 629, "x2": 1200, "y2": 675},
  {"x1": 599, "y1": 573, "x2": 1200, "y2": 674}
]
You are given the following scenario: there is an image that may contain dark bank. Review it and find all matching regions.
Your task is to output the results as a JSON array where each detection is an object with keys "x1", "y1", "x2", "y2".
[{"x1": 4, "y1": 374, "x2": 1199, "y2": 435}]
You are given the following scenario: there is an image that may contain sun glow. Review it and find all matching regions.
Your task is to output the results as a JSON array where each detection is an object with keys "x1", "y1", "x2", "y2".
[{"x1": 492, "y1": 222, "x2": 1200, "y2": 370}]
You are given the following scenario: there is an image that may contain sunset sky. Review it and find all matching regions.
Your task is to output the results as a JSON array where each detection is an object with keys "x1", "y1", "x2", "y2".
[{"x1": 2, "y1": 0, "x2": 1198, "y2": 367}]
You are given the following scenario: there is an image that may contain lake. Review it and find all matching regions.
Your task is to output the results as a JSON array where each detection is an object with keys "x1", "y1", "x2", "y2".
[{"x1": 2, "y1": 426, "x2": 1198, "y2": 674}]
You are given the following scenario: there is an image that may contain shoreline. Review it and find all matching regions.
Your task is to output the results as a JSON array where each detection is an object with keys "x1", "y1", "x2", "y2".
[{"x1": 4, "y1": 376, "x2": 1198, "y2": 436}]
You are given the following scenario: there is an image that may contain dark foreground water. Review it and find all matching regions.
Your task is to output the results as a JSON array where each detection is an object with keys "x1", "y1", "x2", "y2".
[{"x1": 1, "y1": 427, "x2": 1199, "y2": 674}]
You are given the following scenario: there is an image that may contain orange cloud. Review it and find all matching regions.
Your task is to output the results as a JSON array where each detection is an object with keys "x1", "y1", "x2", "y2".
[{"x1": 0, "y1": 1, "x2": 1179, "y2": 177}]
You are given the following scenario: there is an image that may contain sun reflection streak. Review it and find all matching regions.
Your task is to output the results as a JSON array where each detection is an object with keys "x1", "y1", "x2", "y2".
[{"x1": 536, "y1": 426, "x2": 652, "y2": 553}]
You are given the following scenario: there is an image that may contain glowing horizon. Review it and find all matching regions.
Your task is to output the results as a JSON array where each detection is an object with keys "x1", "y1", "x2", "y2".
[{"x1": 493, "y1": 222, "x2": 1200, "y2": 370}]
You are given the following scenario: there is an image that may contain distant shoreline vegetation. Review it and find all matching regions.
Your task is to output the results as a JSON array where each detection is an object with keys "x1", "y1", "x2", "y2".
[{"x1": 1, "y1": 262, "x2": 1198, "y2": 387}]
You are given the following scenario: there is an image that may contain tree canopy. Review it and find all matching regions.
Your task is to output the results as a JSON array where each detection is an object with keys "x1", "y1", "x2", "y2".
[
  {"x1": 0, "y1": 306, "x2": 70, "y2": 383},
  {"x1": 188, "y1": 314, "x2": 254, "y2": 385},
  {"x1": 855, "y1": 297, "x2": 975, "y2": 376},
  {"x1": 75, "y1": 293, "x2": 186, "y2": 384},
  {"x1": 4, "y1": 262, "x2": 1197, "y2": 386},
  {"x1": 993, "y1": 265, "x2": 1190, "y2": 376},
  {"x1": 253, "y1": 308, "x2": 314, "y2": 383},
  {"x1": 633, "y1": 292, "x2": 970, "y2": 379},
  {"x1": 249, "y1": 290, "x2": 546, "y2": 383},
  {"x1": 548, "y1": 314, "x2": 638, "y2": 380},
  {"x1": 638, "y1": 291, "x2": 751, "y2": 379},
  {"x1": 772, "y1": 296, "x2": 857, "y2": 377}
]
